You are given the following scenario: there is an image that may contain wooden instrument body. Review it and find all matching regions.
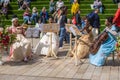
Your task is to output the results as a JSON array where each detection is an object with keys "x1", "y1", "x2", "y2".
[{"x1": 90, "y1": 31, "x2": 108, "y2": 54}]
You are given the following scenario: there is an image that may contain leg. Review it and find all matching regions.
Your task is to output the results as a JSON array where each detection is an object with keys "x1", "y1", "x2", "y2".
[{"x1": 59, "y1": 27, "x2": 66, "y2": 47}]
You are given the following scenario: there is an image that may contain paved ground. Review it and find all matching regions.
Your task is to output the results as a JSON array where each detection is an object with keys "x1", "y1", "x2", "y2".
[{"x1": 0, "y1": 38, "x2": 120, "y2": 80}]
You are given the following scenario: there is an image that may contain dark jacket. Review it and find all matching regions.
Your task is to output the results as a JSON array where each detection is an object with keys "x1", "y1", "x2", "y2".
[
  {"x1": 75, "y1": 13, "x2": 81, "y2": 26},
  {"x1": 93, "y1": 13, "x2": 100, "y2": 28},
  {"x1": 88, "y1": 12, "x2": 100, "y2": 28},
  {"x1": 60, "y1": 15, "x2": 67, "y2": 27}
]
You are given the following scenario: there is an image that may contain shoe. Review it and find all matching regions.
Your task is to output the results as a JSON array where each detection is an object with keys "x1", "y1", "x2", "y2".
[
  {"x1": 18, "y1": 8, "x2": 22, "y2": 10},
  {"x1": 23, "y1": 57, "x2": 28, "y2": 62},
  {"x1": 59, "y1": 47, "x2": 63, "y2": 50}
]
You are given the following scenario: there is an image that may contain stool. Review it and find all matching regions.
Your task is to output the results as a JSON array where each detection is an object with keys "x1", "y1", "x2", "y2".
[{"x1": 105, "y1": 51, "x2": 118, "y2": 65}]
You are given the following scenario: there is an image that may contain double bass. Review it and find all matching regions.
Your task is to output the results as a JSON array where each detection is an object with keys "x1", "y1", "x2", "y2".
[{"x1": 89, "y1": 28, "x2": 108, "y2": 54}]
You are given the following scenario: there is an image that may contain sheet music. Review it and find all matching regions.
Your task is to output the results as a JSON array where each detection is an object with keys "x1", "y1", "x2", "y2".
[
  {"x1": 66, "y1": 24, "x2": 81, "y2": 36},
  {"x1": 43, "y1": 23, "x2": 59, "y2": 32}
]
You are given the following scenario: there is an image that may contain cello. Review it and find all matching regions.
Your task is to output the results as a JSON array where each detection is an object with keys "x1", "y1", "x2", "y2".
[{"x1": 89, "y1": 28, "x2": 108, "y2": 54}]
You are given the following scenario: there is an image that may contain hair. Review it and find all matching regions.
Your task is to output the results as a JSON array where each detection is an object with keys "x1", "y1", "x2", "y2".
[
  {"x1": 61, "y1": 6, "x2": 68, "y2": 15},
  {"x1": 32, "y1": 7, "x2": 38, "y2": 13},
  {"x1": 106, "y1": 16, "x2": 113, "y2": 24},
  {"x1": 49, "y1": 16, "x2": 54, "y2": 20}
]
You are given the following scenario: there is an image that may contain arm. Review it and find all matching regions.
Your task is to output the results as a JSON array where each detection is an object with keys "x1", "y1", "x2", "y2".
[
  {"x1": 45, "y1": 12, "x2": 49, "y2": 20},
  {"x1": 63, "y1": 15, "x2": 67, "y2": 24},
  {"x1": 113, "y1": 9, "x2": 120, "y2": 24},
  {"x1": 106, "y1": 27, "x2": 117, "y2": 36},
  {"x1": 75, "y1": 14, "x2": 81, "y2": 25},
  {"x1": 93, "y1": 14, "x2": 100, "y2": 28}
]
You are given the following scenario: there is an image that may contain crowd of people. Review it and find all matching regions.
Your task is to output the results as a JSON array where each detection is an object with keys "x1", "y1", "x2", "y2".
[{"x1": 0, "y1": 0, "x2": 120, "y2": 67}]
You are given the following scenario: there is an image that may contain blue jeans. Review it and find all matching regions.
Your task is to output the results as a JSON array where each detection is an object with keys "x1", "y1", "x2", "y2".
[
  {"x1": 23, "y1": 16, "x2": 30, "y2": 24},
  {"x1": 59, "y1": 27, "x2": 67, "y2": 47},
  {"x1": 65, "y1": 32, "x2": 70, "y2": 43},
  {"x1": 99, "y1": 7, "x2": 103, "y2": 13},
  {"x1": 94, "y1": 6, "x2": 103, "y2": 13},
  {"x1": 31, "y1": 13, "x2": 38, "y2": 24}
]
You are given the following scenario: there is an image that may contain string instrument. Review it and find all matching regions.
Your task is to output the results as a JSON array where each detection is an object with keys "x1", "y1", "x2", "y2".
[
  {"x1": 89, "y1": 28, "x2": 109, "y2": 54},
  {"x1": 16, "y1": 23, "x2": 28, "y2": 35}
]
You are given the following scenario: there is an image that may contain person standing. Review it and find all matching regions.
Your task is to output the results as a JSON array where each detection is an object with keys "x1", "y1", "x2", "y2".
[
  {"x1": 49, "y1": 0, "x2": 55, "y2": 14},
  {"x1": 113, "y1": 3, "x2": 120, "y2": 32},
  {"x1": 40, "y1": 7, "x2": 49, "y2": 23},
  {"x1": 71, "y1": 0, "x2": 79, "y2": 15},
  {"x1": 59, "y1": 6, "x2": 68, "y2": 49},
  {"x1": 88, "y1": 9, "x2": 100, "y2": 38},
  {"x1": 75, "y1": 10, "x2": 81, "y2": 29}
]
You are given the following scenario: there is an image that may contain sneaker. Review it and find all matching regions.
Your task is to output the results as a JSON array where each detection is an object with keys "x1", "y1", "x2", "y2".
[
  {"x1": 18, "y1": 7, "x2": 22, "y2": 10},
  {"x1": 59, "y1": 47, "x2": 63, "y2": 50},
  {"x1": 28, "y1": 21, "x2": 31, "y2": 24},
  {"x1": 18, "y1": 8, "x2": 21, "y2": 10},
  {"x1": 23, "y1": 57, "x2": 28, "y2": 62}
]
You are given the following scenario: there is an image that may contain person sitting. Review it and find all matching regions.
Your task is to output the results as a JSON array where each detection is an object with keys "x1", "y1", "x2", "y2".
[
  {"x1": 23, "y1": 8, "x2": 31, "y2": 24},
  {"x1": 3, "y1": 0, "x2": 10, "y2": 7},
  {"x1": 93, "y1": 0, "x2": 104, "y2": 13},
  {"x1": 17, "y1": 0, "x2": 23, "y2": 10},
  {"x1": 31, "y1": 7, "x2": 38, "y2": 24},
  {"x1": 49, "y1": 0, "x2": 55, "y2": 14},
  {"x1": 89, "y1": 16, "x2": 118, "y2": 67},
  {"x1": 40, "y1": 7, "x2": 49, "y2": 23},
  {"x1": 8, "y1": 16, "x2": 32, "y2": 62},
  {"x1": 0, "y1": 4, "x2": 8, "y2": 19},
  {"x1": 19, "y1": 0, "x2": 30, "y2": 10}
]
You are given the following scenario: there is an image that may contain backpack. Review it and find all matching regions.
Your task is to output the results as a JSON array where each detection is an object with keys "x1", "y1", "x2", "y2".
[{"x1": 87, "y1": 12, "x2": 95, "y2": 26}]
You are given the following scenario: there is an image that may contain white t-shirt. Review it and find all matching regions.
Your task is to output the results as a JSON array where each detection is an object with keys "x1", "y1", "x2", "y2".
[{"x1": 56, "y1": 1, "x2": 64, "y2": 10}]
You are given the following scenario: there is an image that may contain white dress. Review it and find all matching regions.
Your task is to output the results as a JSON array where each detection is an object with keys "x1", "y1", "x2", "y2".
[
  {"x1": 9, "y1": 26, "x2": 32, "y2": 61},
  {"x1": 10, "y1": 34, "x2": 32, "y2": 61},
  {"x1": 34, "y1": 32, "x2": 59, "y2": 56}
]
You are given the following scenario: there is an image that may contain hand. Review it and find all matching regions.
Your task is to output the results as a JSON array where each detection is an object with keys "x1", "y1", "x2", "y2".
[{"x1": 105, "y1": 27, "x2": 109, "y2": 32}]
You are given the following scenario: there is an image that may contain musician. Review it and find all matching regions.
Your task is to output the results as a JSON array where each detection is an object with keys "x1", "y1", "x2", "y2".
[
  {"x1": 72, "y1": 17, "x2": 94, "y2": 59},
  {"x1": 89, "y1": 16, "x2": 118, "y2": 67},
  {"x1": 8, "y1": 16, "x2": 32, "y2": 62}
]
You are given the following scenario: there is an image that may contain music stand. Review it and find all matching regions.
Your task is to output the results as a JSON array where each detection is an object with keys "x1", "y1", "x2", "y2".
[
  {"x1": 43, "y1": 23, "x2": 59, "y2": 58},
  {"x1": 65, "y1": 24, "x2": 82, "y2": 65},
  {"x1": 64, "y1": 24, "x2": 73, "y2": 58}
]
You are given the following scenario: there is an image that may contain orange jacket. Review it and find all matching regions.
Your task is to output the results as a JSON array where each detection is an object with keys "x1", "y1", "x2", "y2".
[{"x1": 113, "y1": 8, "x2": 120, "y2": 27}]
